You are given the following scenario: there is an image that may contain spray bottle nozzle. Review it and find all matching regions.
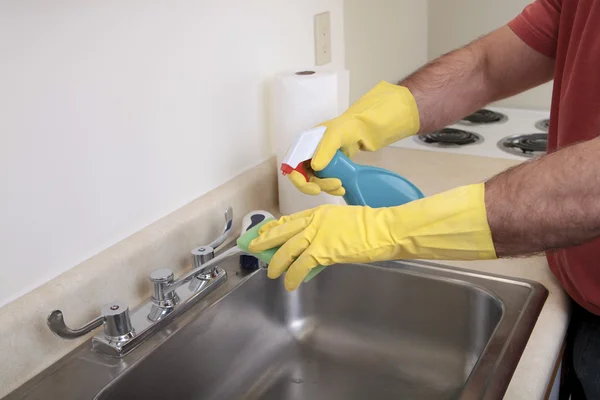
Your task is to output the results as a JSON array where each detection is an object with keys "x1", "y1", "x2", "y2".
[{"x1": 280, "y1": 126, "x2": 327, "y2": 182}]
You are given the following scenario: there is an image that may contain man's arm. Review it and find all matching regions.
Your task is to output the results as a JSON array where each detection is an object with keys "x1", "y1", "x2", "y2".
[
  {"x1": 486, "y1": 137, "x2": 600, "y2": 256},
  {"x1": 400, "y1": 26, "x2": 555, "y2": 133}
]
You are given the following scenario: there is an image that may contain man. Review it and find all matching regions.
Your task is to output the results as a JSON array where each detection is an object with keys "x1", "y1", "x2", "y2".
[{"x1": 250, "y1": 1, "x2": 600, "y2": 398}]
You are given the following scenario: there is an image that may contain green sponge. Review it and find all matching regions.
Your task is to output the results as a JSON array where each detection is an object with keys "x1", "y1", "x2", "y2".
[{"x1": 236, "y1": 218, "x2": 326, "y2": 282}]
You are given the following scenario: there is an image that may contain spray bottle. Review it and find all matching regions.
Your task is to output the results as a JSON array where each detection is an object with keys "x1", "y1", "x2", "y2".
[{"x1": 281, "y1": 126, "x2": 424, "y2": 207}]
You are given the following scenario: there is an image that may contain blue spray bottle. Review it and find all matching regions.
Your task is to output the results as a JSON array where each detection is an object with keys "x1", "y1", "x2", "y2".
[
  {"x1": 281, "y1": 126, "x2": 424, "y2": 207},
  {"x1": 280, "y1": 126, "x2": 425, "y2": 281}
]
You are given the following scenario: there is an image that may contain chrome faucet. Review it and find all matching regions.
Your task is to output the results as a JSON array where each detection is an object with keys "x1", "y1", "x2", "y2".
[
  {"x1": 149, "y1": 207, "x2": 234, "y2": 314},
  {"x1": 47, "y1": 207, "x2": 236, "y2": 357},
  {"x1": 47, "y1": 300, "x2": 133, "y2": 340}
]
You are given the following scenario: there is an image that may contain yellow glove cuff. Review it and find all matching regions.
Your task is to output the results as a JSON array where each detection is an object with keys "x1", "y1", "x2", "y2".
[
  {"x1": 387, "y1": 183, "x2": 497, "y2": 260},
  {"x1": 345, "y1": 81, "x2": 421, "y2": 143}
]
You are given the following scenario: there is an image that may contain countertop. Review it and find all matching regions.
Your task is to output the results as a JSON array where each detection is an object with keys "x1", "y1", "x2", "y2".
[{"x1": 354, "y1": 147, "x2": 571, "y2": 400}]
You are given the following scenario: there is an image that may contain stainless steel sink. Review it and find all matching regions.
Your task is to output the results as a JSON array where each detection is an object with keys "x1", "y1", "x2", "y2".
[{"x1": 5, "y1": 256, "x2": 547, "y2": 400}]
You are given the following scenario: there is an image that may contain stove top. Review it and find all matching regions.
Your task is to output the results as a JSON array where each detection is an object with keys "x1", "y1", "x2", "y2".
[
  {"x1": 418, "y1": 128, "x2": 482, "y2": 146},
  {"x1": 391, "y1": 107, "x2": 550, "y2": 161},
  {"x1": 459, "y1": 109, "x2": 508, "y2": 126}
]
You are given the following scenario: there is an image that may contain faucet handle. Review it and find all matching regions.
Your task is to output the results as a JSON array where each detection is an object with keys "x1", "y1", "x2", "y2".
[
  {"x1": 48, "y1": 300, "x2": 134, "y2": 340},
  {"x1": 208, "y1": 206, "x2": 233, "y2": 249},
  {"x1": 192, "y1": 206, "x2": 233, "y2": 268},
  {"x1": 150, "y1": 268, "x2": 178, "y2": 307},
  {"x1": 192, "y1": 246, "x2": 215, "y2": 269}
]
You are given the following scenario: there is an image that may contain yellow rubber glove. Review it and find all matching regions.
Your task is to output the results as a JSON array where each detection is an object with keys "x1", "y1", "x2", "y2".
[
  {"x1": 290, "y1": 81, "x2": 421, "y2": 196},
  {"x1": 249, "y1": 183, "x2": 497, "y2": 291}
]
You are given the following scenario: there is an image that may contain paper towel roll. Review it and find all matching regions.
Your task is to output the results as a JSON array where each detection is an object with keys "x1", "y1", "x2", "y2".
[{"x1": 272, "y1": 69, "x2": 349, "y2": 215}]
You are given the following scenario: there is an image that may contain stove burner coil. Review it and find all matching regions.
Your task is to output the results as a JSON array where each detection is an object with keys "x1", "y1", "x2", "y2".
[
  {"x1": 459, "y1": 109, "x2": 508, "y2": 125},
  {"x1": 417, "y1": 128, "x2": 482, "y2": 146},
  {"x1": 497, "y1": 133, "x2": 547, "y2": 158}
]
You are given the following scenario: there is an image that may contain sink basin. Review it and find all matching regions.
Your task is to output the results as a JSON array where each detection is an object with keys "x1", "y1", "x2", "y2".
[{"x1": 5, "y1": 258, "x2": 547, "y2": 400}]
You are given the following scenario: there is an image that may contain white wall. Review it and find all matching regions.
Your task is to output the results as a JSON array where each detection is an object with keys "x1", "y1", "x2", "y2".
[
  {"x1": 344, "y1": 0, "x2": 428, "y2": 102},
  {"x1": 428, "y1": 0, "x2": 553, "y2": 110},
  {"x1": 0, "y1": 0, "x2": 344, "y2": 307}
]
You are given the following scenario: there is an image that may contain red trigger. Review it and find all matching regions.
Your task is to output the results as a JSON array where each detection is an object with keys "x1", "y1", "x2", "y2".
[
  {"x1": 280, "y1": 160, "x2": 312, "y2": 182},
  {"x1": 295, "y1": 161, "x2": 311, "y2": 182}
]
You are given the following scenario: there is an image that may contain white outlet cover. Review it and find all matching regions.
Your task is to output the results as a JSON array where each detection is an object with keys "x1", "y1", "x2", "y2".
[{"x1": 314, "y1": 12, "x2": 331, "y2": 66}]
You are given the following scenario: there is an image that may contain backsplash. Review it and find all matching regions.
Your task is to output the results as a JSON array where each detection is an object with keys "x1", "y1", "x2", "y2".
[{"x1": 0, "y1": 158, "x2": 278, "y2": 398}]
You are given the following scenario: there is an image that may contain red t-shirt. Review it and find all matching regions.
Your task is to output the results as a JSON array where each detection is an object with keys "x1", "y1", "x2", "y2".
[{"x1": 509, "y1": 0, "x2": 600, "y2": 315}]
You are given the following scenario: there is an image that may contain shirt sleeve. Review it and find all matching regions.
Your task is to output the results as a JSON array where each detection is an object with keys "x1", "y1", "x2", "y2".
[{"x1": 508, "y1": 0, "x2": 562, "y2": 58}]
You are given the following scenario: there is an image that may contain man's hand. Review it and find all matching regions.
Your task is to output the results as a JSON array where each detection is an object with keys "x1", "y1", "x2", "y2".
[
  {"x1": 287, "y1": 81, "x2": 420, "y2": 196},
  {"x1": 250, "y1": 184, "x2": 496, "y2": 291}
]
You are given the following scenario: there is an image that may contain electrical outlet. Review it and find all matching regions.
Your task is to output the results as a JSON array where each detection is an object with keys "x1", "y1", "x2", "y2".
[{"x1": 314, "y1": 12, "x2": 331, "y2": 66}]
